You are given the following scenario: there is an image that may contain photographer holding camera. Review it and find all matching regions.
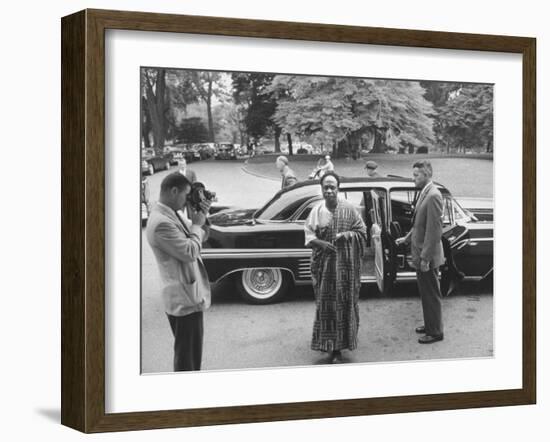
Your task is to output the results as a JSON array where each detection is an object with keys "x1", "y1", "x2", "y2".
[{"x1": 146, "y1": 173, "x2": 212, "y2": 371}]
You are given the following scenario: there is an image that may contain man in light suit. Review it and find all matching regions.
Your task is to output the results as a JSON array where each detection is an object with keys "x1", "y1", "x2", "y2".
[
  {"x1": 146, "y1": 173, "x2": 211, "y2": 371},
  {"x1": 276, "y1": 156, "x2": 298, "y2": 189},
  {"x1": 396, "y1": 160, "x2": 445, "y2": 344}
]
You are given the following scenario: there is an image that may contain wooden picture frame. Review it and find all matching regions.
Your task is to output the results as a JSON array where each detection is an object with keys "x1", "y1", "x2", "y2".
[{"x1": 61, "y1": 9, "x2": 536, "y2": 433}]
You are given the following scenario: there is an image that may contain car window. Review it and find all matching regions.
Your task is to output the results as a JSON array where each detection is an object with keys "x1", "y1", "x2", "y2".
[
  {"x1": 442, "y1": 195, "x2": 453, "y2": 227},
  {"x1": 390, "y1": 190, "x2": 417, "y2": 234},
  {"x1": 256, "y1": 186, "x2": 321, "y2": 221},
  {"x1": 340, "y1": 190, "x2": 381, "y2": 226},
  {"x1": 295, "y1": 197, "x2": 323, "y2": 221},
  {"x1": 452, "y1": 199, "x2": 469, "y2": 222}
]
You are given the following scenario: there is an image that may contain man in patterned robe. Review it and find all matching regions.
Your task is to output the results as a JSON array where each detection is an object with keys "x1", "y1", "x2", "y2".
[{"x1": 304, "y1": 172, "x2": 368, "y2": 363}]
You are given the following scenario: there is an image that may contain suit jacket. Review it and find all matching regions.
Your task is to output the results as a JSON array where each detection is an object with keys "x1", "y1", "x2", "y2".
[
  {"x1": 410, "y1": 182, "x2": 445, "y2": 270},
  {"x1": 281, "y1": 167, "x2": 298, "y2": 189},
  {"x1": 146, "y1": 202, "x2": 211, "y2": 316}
]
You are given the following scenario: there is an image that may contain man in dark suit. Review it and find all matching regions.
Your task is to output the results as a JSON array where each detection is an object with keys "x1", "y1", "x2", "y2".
[
  {"x1": 396, "y1": 160, "x2": 445, "y2": 344},
  {"x1": 146, "y1": 173, "x2": 211, "y2": 370}
]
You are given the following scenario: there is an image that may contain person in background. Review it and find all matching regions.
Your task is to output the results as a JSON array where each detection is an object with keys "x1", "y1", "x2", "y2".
[
  {"x1": 310, "y1": 154, "x2": 335, "y2": 179},
  {"x1": 365, "y1": 160, "x2": 382, "y2": 177},
  {"x1": 304, "y1": 172, "x2": 368, "y2": 363},
  {"x1": 319, "y1": 154, "x2": 335, "y2": 177},
  {"x1": 396, "y1": 160, "x2": 445, "y2": 344},
  {"x1": 146, "y1": 173, "x2": 212, "y2": 371},
  {"x1": 178, "y1": 157, "x2": 197, "y2": 183},
  {"x1": 276, "y1": 155, "x2": 298, "y2": 189}
]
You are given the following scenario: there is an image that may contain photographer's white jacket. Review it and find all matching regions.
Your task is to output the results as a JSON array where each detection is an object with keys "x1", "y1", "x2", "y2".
[{"x1": 146, "y1": 202, "x2": 211, "y2": 316}]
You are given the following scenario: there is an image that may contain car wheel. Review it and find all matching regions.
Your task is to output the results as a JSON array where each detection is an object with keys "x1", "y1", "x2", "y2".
[
  {"x1": 236, "y1": 268, "x2": 291, "y2": 304},
  {"x1": 148, "y1": 164, "x2": 155, "y2": 175}
]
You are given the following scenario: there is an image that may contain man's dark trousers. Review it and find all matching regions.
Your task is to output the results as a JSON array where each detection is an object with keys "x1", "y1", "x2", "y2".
[
  {"x1": 416, "y1": 269, "x2": 443, "y2": 336},
  {"x1": 167, "y1": 311, "x2": 204, "y2": 371}
]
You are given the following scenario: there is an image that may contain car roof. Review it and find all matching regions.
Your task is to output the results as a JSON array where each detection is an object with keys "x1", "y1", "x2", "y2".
[{"x1": 281, "y1": 175, "x2": 447, "y2": 193}]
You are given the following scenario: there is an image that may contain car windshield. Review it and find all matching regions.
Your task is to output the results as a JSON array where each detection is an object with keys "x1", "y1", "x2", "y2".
[{"x1": 256, "y1": 185, "x2": 321, "y2": 221}]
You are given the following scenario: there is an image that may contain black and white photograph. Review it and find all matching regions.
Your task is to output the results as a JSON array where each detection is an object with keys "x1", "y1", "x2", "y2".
[{"x1": 140, "y1": 67, "x2": 494, "y2": 373}]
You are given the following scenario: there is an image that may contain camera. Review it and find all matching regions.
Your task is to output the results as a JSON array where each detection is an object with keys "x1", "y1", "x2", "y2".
[{"x1": 188, "y1": 182, "x2": 217, "y2": 213}]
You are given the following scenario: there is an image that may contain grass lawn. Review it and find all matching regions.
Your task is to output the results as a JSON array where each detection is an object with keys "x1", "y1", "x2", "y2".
[{"x1": 246, "y1": 154, "x2": 493, "y2": 198}]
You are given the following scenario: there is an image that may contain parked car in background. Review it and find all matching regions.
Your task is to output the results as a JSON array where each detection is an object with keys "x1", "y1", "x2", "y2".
[
  {"x1": 199, "y1": 143, "x2": 217, "y2": 159},
  {"x1": 188, "y1": 144, "x2": 206, "y2": 161},
  {"x1": 142, "y1": 148, "x2": 173, "y2": 174},
  {"x1": 141, "y1": 158, "x2": 154, "y2": 176},
  {"x1": 169, "y1": 144, "x2": 195, "y2": 164},
  {"x1": 215, "y1": 142, "x2": 237, "y2": 160},
  {"x1": 202, "y1": 177, "x2": 493, "y2": 304}
]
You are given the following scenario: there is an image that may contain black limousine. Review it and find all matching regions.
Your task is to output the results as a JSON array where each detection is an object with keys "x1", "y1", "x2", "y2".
[{"x1": 202, "y1": 177, "x2": 493, "y2": 304}]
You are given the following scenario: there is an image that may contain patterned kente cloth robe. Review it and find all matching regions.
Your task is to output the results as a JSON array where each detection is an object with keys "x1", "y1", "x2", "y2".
[{"x1": 304, "y1": 200, "x2": 368, "y2": 352}]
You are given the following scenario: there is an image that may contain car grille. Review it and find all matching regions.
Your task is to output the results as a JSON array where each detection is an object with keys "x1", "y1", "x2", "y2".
[{"x1": 298, "y1": 257, "x2": 311, "y2": 280}]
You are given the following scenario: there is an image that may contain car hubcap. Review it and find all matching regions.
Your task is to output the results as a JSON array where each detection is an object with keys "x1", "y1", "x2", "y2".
[{"x1": 242, "y1": 268, "x2": 282, "y2": 300}]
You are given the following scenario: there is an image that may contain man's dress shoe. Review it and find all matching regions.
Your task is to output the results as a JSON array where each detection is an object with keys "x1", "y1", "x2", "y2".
[{"x1": 418, "y1": 334, "x2": 444, "y2": 344}]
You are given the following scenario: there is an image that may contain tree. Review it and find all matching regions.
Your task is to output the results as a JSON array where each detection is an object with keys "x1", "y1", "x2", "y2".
[
  {"x1": 213, "y1": 101, "x2": 244, "y2": 143},
  {"x1": 438, "y1": 84, "x2": 493, "y2": 153},
  {"x1": 232, "y1": 73, "x2": 281, "y2": 151},
  {"x1": 190, "y1": 72, "x2": 225, "y2": 142},
  {"x1": 142, "y1": 68, "x2": 167, "y2": 150},
  {"x1": 141, "y1": 96, "x2": 152, "y2": 148},
  {"x1": 268, "y1": 76, "x2": 435, "y2": 157},
  {"x1": 174, "y1": 117, "x2": 209, "y2": 143}
]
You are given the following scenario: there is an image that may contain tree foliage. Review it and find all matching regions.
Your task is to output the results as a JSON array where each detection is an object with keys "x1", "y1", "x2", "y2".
[
  {"x1": 141, "y1": 67, "x2": 494, "y2": 157},
  {"x1": 420, "y1": 81, "x2": 493, "y2": 153},
  {"x1": 268, "y1": 76, "x2": 435, "y2": 155},
  {"x1": 174, "y1": 117, "x2": 209, "y2": 143},
  {"x1": 437, "y1": 84, "x2": 493, "y2": 152},
  {"x1": 232, "y1": 72, "x2": 282, "y2": 151},
  {"x1": 189, "y1": 71, "x2": 225, "y2": 142}
]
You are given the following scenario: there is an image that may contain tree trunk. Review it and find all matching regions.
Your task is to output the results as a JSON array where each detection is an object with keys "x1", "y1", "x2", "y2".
[
  {"x1": 286, "y1": 133, "x2": 294, "y2": 156},
  {"x1": 141, "y1": 97, "x2": 151, "y2": 148},
  {"x1": 370, "y1": 127, "x2": 386, "y2": 153},
  {"x1": 145, "y1": 68, "x2": 167, "y2": 151},
  {"x1": 206, "y1": 80, "x2": 215, "y2": 142},
  {"x1": 274, "y1": 126, "x2": 281, "y2": 153}
]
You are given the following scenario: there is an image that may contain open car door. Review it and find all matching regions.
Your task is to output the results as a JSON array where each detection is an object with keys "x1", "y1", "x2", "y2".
[
  {"x1": 440, "y1": 197, "x2": 470, "y2": 295},
  {"x1": 370, "y1": 190, "x2": 386, "y2": 294}
]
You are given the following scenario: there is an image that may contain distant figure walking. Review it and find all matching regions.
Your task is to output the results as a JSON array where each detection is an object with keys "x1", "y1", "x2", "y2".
[{"x1": 276, "y1": 155, "x2": 298, "y2": 189}]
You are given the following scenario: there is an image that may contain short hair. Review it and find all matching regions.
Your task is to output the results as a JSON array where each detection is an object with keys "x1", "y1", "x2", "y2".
[
  {"x1": 276, "y1": 155, "x2": 289, "y2": 165},
  {"x1": 413, "y1": 160, "x2": 433, "y2": 178},
  {"x1": 160, "y1": 172, "x2": 191, "y2": 194},
  {"x1": 320, "y1": 171, "x2": 340, "y2": 187}
]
